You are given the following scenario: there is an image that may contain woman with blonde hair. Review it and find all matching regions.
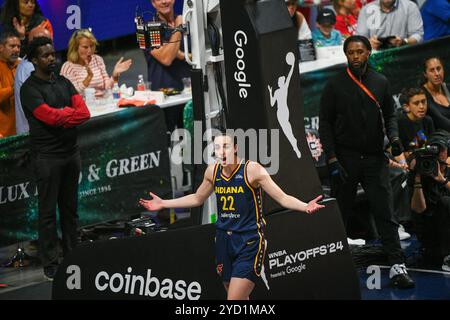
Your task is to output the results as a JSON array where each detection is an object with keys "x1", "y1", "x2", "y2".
[{"x1": 60, "y1": 29, "x2": 132, "y2": 97}]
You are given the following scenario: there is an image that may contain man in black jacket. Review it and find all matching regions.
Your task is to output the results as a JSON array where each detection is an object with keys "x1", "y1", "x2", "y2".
[{"x1": 319, "y1": 35, "x2": 414, "y2": 289}]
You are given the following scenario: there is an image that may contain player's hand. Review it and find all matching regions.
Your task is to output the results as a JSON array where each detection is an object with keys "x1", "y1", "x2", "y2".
[
  {"x1": 305, "y1": 195, "x2": 325, "y2": 214},
  {"x1": 139, "y1": 192, "x2": 164, "y2": 211}
]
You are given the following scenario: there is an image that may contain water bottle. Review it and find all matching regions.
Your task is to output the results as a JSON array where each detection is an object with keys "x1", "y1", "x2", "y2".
[
  {"x1": 137, "y1": 74, "x2": 146, "y2": 91},
  {"x1": 112, "y1": 82, "x2": 121, "y2": 100}
]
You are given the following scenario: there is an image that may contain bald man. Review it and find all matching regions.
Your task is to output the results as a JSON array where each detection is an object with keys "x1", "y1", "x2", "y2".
[{"x1": 15, "y1": 27, "x2": 52, "y2": 134}]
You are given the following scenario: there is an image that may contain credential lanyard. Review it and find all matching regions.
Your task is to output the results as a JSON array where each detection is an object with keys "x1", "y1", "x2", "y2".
[
  {"x1": 346, "y1": 67, "x2": 387, "y2": 135},
  {"x1": 346, "y1": 67, "x2": 381, "y2": 109}
]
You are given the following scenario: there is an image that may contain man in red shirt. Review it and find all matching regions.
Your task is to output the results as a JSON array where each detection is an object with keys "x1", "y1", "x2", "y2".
[{"x1": 333, "y1": 0, "x2": 358, "y2": 38}]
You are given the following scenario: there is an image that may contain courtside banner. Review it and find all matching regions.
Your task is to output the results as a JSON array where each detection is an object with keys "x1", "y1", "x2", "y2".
[
  {"x1": 0, "y1": 106, "x2": 171, "y2": 247},
  {"x1": 53, "y1": 200, "x2": 360, "y2": 300},
  {"x1": 220, "y1": 0, "x2": 323, "y2": 215}
]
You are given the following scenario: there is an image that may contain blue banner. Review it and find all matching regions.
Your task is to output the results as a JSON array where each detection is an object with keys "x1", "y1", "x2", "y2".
[{"x1": 0, "y1": 0, "x2": 184, "y2": 50}]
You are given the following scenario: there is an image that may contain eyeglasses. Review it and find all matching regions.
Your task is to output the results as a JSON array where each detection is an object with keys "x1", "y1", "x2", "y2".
[
  {"x1": 74, "y1": 28, "x2": 93, "y2": 36},
  {"x1": 72, "y1": 28, "x2": 94, "y2": 41}
]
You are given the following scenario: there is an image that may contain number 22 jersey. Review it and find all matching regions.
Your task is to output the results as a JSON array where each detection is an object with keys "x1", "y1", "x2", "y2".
[{"x1": 213, "y1": 160, "x2": 266, "y2": 232}]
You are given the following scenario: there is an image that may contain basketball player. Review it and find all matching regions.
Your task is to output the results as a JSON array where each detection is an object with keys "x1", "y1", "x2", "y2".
[{"x1": 139, "y1": 132, "x2": 324, "y2": 300}]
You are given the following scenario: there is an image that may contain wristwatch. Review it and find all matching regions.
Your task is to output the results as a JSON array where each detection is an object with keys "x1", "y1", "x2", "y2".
[
  {"x1": 441, "y1": 178, "x2": 448, "y2": 186},
  {"x1": 403, "y1": 38, "x2": 409, "y2": 45}
]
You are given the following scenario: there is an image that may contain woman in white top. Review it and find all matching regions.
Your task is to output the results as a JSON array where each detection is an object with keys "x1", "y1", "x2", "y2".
[
  {"x1": 286, "y1": 0, "x2": 312, "y2": 40},
  {"x1": 60, "y1": 29, "x2": 132, "y2": 97}
]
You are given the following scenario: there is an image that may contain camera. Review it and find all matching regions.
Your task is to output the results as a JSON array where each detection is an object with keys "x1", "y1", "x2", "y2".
[{"x1": 411, "y1": 144, "x2": 440, "y2": 176}]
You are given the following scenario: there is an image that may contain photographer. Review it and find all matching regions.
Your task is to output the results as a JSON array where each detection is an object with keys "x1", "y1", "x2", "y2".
[
  {"x1": 408, "y1": 130, "x2": 450, "y2": 272},
  {"x1": 387, "y1": 88, "x2": 434, "y2": 234}
]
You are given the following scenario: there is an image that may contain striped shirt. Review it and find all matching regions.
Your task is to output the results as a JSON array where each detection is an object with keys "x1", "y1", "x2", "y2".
[{"x1": 60, "y1": 54, "x2": 114, "y2": 96}]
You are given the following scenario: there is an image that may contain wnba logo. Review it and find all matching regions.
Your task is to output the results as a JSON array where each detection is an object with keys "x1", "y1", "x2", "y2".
[{"x1": 267, "y1": 52, "x2": 302, "y2": 158}]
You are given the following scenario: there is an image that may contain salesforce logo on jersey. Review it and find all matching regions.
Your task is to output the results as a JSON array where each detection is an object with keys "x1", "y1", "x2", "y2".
[{"x1": 64, "y1": 265, "x2": 202, "y2": 300}]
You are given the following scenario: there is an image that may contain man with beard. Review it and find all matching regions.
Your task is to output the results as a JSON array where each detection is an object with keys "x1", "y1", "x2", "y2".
[
  {"x1": 14, "y1": 26, "x2": 52, "y2": 134},
  {"x1": 319, "y1": 35, "x2": 415, "y2": 289},
  {"x1": 0, "y1": 31, "x2": 20, "y2": 138},
  {"x1": 20, "y1": 37, "x2": 90, "y2": 280},
  {"x1": 356, "y1": 0, "x2": 423, "y2": 50}
]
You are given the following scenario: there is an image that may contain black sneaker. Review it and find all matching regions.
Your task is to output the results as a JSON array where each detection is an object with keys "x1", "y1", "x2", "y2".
[
  {"x1": 43, "y1": 265, "x2": 57, "y2": 281},
  {"x1": 442, "y1": 255, "x2": 450, "y2": 272},
  {"x1": 389, "y1": 264, "x2": 415, "y2": 289}
]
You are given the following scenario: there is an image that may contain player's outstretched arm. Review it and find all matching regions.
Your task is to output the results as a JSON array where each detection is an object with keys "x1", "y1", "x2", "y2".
[
  {"x1": 247, "y1": 162, "x2": 325, "y2": 214},
  {"x1": 140, "y1": 164, "x2": 215, "y2": 211}
]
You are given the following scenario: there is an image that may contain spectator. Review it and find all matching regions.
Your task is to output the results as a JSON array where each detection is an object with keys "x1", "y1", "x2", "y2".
[
  {"x1": 319, "y1": 35, "x2": 414, "y2": 289},
  {"x1": 20, "y1": 37, "x2": 90, "y2": 280},
  {"x1": 312, "y1": 8, "x2": 343, "y2": 47},
  {"x1": 285, "y1": 0, "x2": 312, "y2": 40},
  {"x1": 0, "y1": 31, "x2": 21, "y2": 138},
  {"x1": 14, "y1": 26, "x2": 52, "y2": 135},
  {"x1": 0, "y1": 0, "x2": 53, "y2": 57},
  {"x1": 145, "y1": 0, "x2": 191, "y2": 132},
  {"x1": 397, "y1": 87, "x2": 435, "y2": 157},
  {"x1": 60, "y1": 29, "x2": 132, "y2": 97},
  {"x1": 409, "y1": 130, "x2": 450, "y2": 271},
  {"x1": 420, "y1": 0, "x2": 450, "y2": 41},
  {"x1": 388, "y1": 88, "x2": 434, "y2": 230},
  {"x1": 352, "y1": 0, "x2": 365, "y2": 18},
  {"x1": 356, "y1": 0, "x2": 424, "y2": 50},
  {"x1": 333, "y1": 0, "x2": 358, "y2": 38},
  {"x1": 421, "y1": 57, "x2": 450, "y2": 132}
]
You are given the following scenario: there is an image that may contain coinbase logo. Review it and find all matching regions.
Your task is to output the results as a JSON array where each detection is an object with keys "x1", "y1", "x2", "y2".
[{"x1": 66, "y1": 265, "x2": 202, "y2": 300}]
